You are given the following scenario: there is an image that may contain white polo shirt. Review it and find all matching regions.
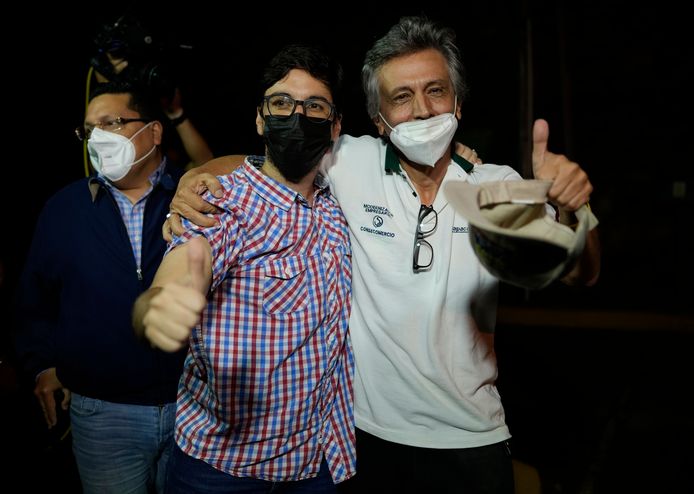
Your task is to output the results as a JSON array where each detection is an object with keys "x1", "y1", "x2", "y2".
[{"x1": 323, "y1": 135, "x2": 521, "y2": 448}]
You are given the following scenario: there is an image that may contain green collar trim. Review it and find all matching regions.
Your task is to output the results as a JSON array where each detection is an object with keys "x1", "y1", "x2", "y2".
[
  {"x1": 452, "y1": 152, "x2": 474, "y2": 173},
  {"x1": 384, "y1": 143, "x2": 474, "y2": 174},
  {"x1": 384, "y1": 143, "x2": 403, "y2": 174}
]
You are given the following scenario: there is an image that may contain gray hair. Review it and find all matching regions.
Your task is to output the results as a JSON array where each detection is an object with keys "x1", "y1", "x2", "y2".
[{"x1": 362, "y1": 16, "x2": 467, "y2": 119}]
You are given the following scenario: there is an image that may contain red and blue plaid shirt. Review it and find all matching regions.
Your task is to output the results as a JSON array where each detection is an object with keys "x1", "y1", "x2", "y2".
[{"x1": 170, "y1": 157, "x2": 355, "y2": 483}]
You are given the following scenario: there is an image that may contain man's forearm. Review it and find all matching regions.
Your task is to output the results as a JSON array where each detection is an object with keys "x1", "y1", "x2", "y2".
[{"x1": 562, "y1": 228, "x2": 601, "y2": 286}]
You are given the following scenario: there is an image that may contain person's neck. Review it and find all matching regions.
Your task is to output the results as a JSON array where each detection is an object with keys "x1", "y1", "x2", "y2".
[
  {"x1": 260, "y1": 159, "x2": 318, "y2": 205},
  {"x1": 400, "y1": 150, "x2": 451, "y2": 206}
]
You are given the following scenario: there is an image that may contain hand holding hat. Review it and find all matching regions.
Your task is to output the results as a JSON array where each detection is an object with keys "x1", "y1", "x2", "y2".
[
  {"x1": 445, "y1": 180, "x2": 598, "y2": 290},
  {"x1": 532, "y1": 119, "x2": 592, "y2": 212},
  {"x1": 444, "y1": 119, "x2": 598, "y2": 290}
]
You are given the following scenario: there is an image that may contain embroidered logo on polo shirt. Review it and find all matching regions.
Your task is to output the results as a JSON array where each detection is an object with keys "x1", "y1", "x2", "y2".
[
  {"x1": 363, "y1": 203, "x2": 393, "y2": 217},
  {"x1": 360, "y1": 204, "x2": 396, "y2": 237},
  {"x1": 360, "y1": 225, "x2": 395, "y2": 237}
]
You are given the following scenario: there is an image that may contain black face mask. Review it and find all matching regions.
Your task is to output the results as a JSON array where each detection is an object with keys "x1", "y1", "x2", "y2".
[{"x1": 263, "y1": 113, "x2": 333, "y2": 183}]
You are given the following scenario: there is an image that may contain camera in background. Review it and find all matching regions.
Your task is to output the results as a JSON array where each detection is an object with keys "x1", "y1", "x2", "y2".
[{"x1": 90, "y1": 15, "x2": 179, "y2": 103}]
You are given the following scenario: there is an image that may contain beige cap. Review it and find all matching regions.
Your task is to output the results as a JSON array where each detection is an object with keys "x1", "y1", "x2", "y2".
[{"x1": 444, "y1": 179, "x2": 598, "y2": 289}]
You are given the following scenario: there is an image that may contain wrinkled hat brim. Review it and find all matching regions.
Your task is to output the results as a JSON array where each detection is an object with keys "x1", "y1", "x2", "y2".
[{"x1": 444, "y1": 179, "x2": 596, "y2": 289}]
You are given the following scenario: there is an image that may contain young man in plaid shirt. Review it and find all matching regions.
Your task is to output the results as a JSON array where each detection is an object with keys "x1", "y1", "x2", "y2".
[{"x1": 133, "y1": 44, "x2": 355, "y2": 493}]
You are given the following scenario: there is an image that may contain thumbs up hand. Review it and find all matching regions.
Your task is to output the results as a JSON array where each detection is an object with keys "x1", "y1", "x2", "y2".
[
  {"x1": 531, "y1": 119, "x2": 593, "y2": 211},
  {"x1": 142, "y1": 237, "x2": 211, "y2": 352}
]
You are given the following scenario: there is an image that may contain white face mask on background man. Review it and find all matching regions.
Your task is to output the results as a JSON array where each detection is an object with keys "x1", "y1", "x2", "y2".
[
  {"x1": 379, "y1": 98, "x2": 458, "y2": 167},
  {"x1": 88, "y1": 123, "x2": 156, "y2": 182}
]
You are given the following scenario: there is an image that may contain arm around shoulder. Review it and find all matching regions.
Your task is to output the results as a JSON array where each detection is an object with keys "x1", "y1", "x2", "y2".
[{"x1": 167, "y1": 155, "x2": 246, "y2": 235}]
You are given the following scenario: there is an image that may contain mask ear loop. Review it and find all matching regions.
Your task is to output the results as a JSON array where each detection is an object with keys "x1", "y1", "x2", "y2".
[
  {"x1": 128, "y1": 121, "x2": 157, "y2": 167},
  {"x1": 128, "y1": 120, "x2": 155, "y2": 141},
  {"x1": 130, "y1": 143, "x2": 157, "y2": 168},
  {"x1": 378, "y1": 112, "x2": 396, "y2": 133}
]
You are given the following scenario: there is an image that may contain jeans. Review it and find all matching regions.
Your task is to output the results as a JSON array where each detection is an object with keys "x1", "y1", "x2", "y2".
[
  {"x1": 166, "y1": 444, "x2": 337, "y2": 493},
  {"x1": 70, "y1": 393, "x2": 176, "y2": 494},
  {"x1": 337, "y1": 428, "x2": 514, "y2": 494}
]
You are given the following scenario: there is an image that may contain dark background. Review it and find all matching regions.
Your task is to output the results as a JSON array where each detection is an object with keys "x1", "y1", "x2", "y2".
[{"x1": 2, "y1": 1, "x2": 692, "y2": 492}]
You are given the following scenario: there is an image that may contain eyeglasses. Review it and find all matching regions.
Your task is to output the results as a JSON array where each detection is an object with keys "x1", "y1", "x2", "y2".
[
  {"x1": 75, "y1": 116, "x2": 151, "y2": 141},
  {"x1": 262, "y1": 93, "x2": 336, "y2": 123},
  {"x1": 413, "y1": 204, "x2": 437, "y2": 272}
]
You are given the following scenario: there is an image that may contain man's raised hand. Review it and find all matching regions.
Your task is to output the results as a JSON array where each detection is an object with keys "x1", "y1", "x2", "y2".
[{"x1": 531, "y1": 118, "x2": 592, "y2": 211}]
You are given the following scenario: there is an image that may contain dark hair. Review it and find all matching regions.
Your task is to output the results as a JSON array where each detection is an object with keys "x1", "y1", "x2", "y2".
[
  {"x1": 362, "y1": 16, "x2": 467, "y2": 118},
  {"x1": 89, "y1": 80, "x2": 164, "y2": 123},
  {"x1": 260, "y1": 43, "x2": 343, "y2": 113}
]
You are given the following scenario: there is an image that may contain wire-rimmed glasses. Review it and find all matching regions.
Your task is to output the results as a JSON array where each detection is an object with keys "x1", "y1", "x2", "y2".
[
  {"x1": 413, "y1": 204, "x2": 437, "y2": 272},
  {"x1": 75, "y1": 116, "x2": 151, "y2": 141}
]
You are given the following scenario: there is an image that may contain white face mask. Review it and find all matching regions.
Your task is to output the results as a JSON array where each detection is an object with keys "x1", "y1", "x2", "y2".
[
  {"x1": 379, "y1": 100, "x2": 458, "y2": 167},
  {"x1": 87, "y1": 124, "x2": 156, "y2": 182}
]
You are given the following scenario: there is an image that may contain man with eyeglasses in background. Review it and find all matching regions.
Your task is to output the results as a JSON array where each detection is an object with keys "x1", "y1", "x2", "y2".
[
  {"x1": 132, "y1": 43, "x2": 355, "y2": 493},
  {"x1": 166, "y1": 16, "x2": 601, "y2": 493},
  {"x1": 14, "y1": 80, "x2": 186, "y2": 494}
]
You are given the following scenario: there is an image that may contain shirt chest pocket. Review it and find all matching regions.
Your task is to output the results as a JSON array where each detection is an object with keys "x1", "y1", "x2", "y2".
[{"x1": 263, "y1": 256, "x2": 311, "y2": 314}]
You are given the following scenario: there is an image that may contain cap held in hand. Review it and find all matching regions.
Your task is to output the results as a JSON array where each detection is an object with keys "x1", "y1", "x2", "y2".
[{"x1": 444, "y1": 179, "x2": 598, "y2": 290}]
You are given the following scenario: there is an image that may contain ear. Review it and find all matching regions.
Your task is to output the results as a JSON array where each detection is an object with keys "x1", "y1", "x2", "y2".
[
  {"x1": 151, "y1": 121, "x2": 164, "y2": 145},
  {"x1": 256, "y1": 108, "x2": 265, "y2": 136},
  {"x1": 332, "y1": 114, "x2": 342, "y2": 141},
  {"x1": 373, "y1": 115, "x2": 386, "y2": 136},
  {"x1": 455, "y1": 102, "x2": 462, "y2": 120}
]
